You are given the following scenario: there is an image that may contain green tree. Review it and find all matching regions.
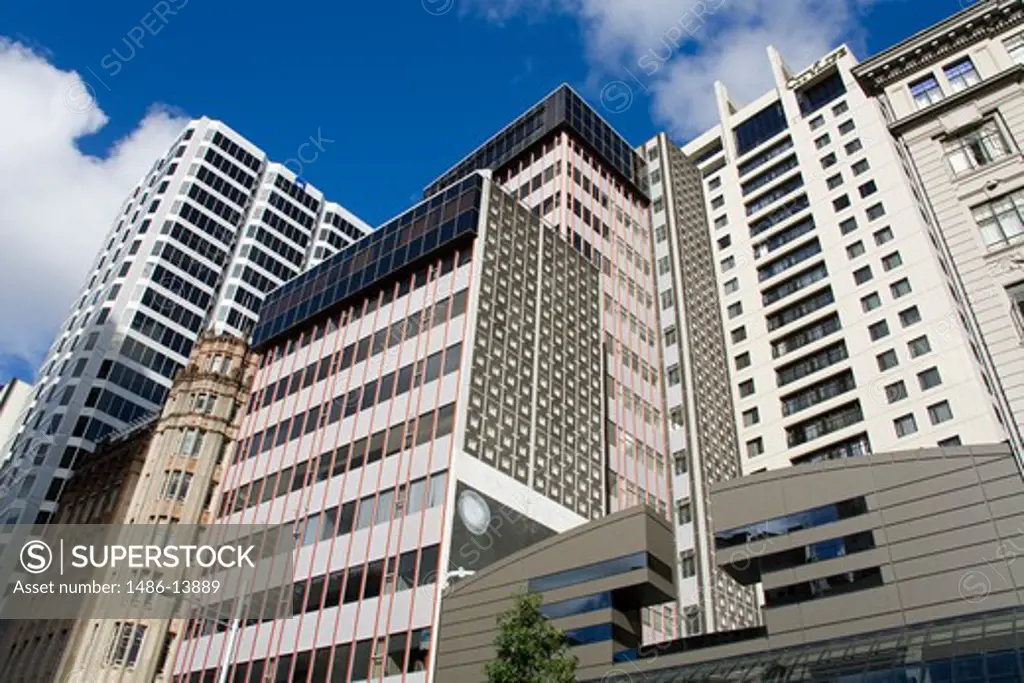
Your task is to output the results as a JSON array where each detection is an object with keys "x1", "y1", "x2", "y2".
[{"x1": 485, "y1": 592, "x2": 578, "y2": 683}]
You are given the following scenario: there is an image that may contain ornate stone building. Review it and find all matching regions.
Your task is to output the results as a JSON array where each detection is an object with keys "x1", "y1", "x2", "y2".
[{"x1": 0, "y1": 333, "x2": 257, "y2": 683}]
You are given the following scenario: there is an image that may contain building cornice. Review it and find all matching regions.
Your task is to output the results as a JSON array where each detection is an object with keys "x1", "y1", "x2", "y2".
[
  {"x1": 853, "y1": 0, "x2": 1024, "y2": 93},
  {"x1": 888, "y1": 65, "x2": 1024, "y2": 135}
]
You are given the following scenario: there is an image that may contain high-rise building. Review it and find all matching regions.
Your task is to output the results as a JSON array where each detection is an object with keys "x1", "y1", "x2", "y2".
[
  {"x1": 0, "y1": 118, "x2": 370, "y2": 527},
  {"x1": 172, "y1": 84, "x2": 679, "y2": 682},
  {"x1": 644, "y1": 37, "x2": 1020, "y2": 635},
  {"x1": 656, "y1": 43, "x2": 1013, "y2": 485},
  {"x1": 852, "y1": 0, "x2": 1024, "y2": 456},
  {"x1": 640, "y1": 134, "x2": 760, "y2": 636},
  {"x1": 0, "y1": 379, "x2": 32, "y2": 465}
]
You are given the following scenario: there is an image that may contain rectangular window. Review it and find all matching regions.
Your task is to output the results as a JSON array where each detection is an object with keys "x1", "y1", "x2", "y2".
[
  {"x1": 944, "y1": 119, "x2": 1011, "y2": 174},
  {"x1": 866, "y1": 203, "x2": 886, "y2": 221},
  {"x1": 821, "y1": 152, "x2": 838, "y2": 169},
  {"x1": 1008, "y1": 281, "x2": 1024, "y2": 341},
  {"x1": 797, "y1": 72, "x2": 848, "y2": 116},
  {"x1": 944, "y1": 57, "x2": 980, "y2": 93},
  {"x1": 858, "y1": 181, "x2": 878, "y2": 198},
  {"x1": 854, "y1": 266, "x2": 873, "y2": 285},
  {"x1": 928, "y1": 400, "x2": 954, "y2": 425},
  {"x1": 861, "y1": 293, "x2": 881, "y2": 312},
  {"x1": 898, "y1": 306, "x2": 921, "y2": 327},
  {"x1": 762, "y1": 263, "x2": 829, "y2": 307},
  {"x1": 918, "y1": 367, "x2": 943, "y2": 390},
  {"x1": 852, "y1": 159, "x2": 870, "y2": 176},
  {"x1": 680, "y1": 551, "x2": 696, "y2": 578},
  {"x1": 745, "y1": 175, "x2": 805, "y2": 216},
  {"x1": 971, "y1": 190, "x2": 1024, "y2": 248},
  {"x1": 766, "y1": 288, "x2": 835, "y2": 331},
  {"x1": 746, "y1": 437, "x2": 764, "y2": 458},
  {"x1": 677, "y1": 501, "x2": 692, "y2": 525},
  {"x1": 868, "y1": 320, "x2": 890, "y2": 341},
  {"x1": 885, "y1": 380, "x2": 908, "y2": 404},
  {"x1": 846, "y1": 241, "x2": 865, "y2": 259},
  {"x1": 742, "y1": 407, "x2": 760, "y2": 426},
  {"x1": 107, "y1": 622, "x2": 147, "y2": 667},
  {"x1": 894, "y1": 413, "x2": 918, "y2": 438},
  {"x1": 877, "y1": 349, "x2": 899, "y2": 371},
  {"x1": 908, "y1": 335, "x2": 931, "y2": 358},
  {"x1": 776, "y1": 340, "x2": 847, "y2": 385},
  {"x1": 840, "y1": 217, "x2": 858, "y2": 235},
  {"x1": 881, "y1": 251, "x2": 903, "y2": 271},
  {"x1": 890, "y1": 278, "x2": 912, "y2": 298},
  {"x1": 786, "y1": 401, "x2": 863, "y2": 447},
  {"x1": 780, "y1": 370, "x2": 856, "y2": 416},
  {"x1": 758, "y1": 239, "x2": 821, "y2": 282},
  {"x1": 873, "y1": 227, "x2": 893, "y2": 245},
  {"x1": 1006, "y1": 32, "x2": 1024, "y2": 65},
  {"x1": 738, "y1": 379, "x2": 755, "y2": 397},
  {"x1": 734, "y1": 102, "x2": 788, "y2": 156},
  {"x1": 910, "y1": 75, "x2": 944, "y2": 109}
]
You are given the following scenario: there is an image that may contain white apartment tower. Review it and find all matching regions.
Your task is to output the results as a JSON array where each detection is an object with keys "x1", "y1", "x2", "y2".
[
  {"x1": 0, "y1": 118, "x2": 370, "y2": 527},
  {"x1": 665, "y1": 44, "x2": 1014, "y2": 471}
]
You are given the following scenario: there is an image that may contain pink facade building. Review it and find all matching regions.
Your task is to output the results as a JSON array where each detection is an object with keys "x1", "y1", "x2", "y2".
[{"x1": 174, "y1": 86, "x2": 680, "y2": 683}]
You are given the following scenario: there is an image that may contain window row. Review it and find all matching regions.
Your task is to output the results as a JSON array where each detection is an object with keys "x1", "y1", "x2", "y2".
[
  {"x1": 252, "y1": 289, "x2": 468, "y2": 412},
  {"x1": 243, "y1": 342, "x2": 461, "y2": 462}
]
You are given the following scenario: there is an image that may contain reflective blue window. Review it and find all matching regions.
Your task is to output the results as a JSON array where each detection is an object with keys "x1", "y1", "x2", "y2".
[
  {"x1": 539, "y1": 592, "x2": 612, "y2": 620},
  {"x1": 797, "y1": 72, "x2": 848, "y2": 116},
  {"x1": 529, "y1": 552, "x2": 651, "y2": 592},
  {"x1": 716, "y1": 497, "x2": 868, "y2": 549},
  {"x1": 563, "y1": 623, "x2": 613, "y2": 647},
  {"x1": 734, "y1": 102, "x2": 788, "y2": 157}
]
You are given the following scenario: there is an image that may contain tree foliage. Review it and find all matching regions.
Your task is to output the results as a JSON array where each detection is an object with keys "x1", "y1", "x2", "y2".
[{"x1": 485, "y1": 592, "x2": 578, "y2": 683}]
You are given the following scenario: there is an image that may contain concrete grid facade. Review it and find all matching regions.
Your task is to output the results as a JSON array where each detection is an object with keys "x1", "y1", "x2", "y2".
[
  {"x1": 0, "y1": 118, "x2": 370, "y2": 529},
  {"x1": 641, "y1": 134, "x2": 760, "y2": 637}
]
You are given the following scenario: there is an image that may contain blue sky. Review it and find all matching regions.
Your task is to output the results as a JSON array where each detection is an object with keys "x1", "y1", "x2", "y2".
[{"x1": 0, "y1": 0, "x2": 963, "y2": 384}]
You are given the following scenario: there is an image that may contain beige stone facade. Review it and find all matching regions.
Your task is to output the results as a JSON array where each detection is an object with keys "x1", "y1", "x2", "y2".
[{"x1": 0, "y1": 333, "x2": 256, "y2": 683}]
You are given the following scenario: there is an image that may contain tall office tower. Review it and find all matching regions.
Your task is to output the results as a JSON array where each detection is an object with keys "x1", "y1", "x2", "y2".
[
  {"x1": 665, "y1": 44, "x2": 1013, "y2": 476},
  {"x1": 173, "y1": 88, "x2": 674, "y2": 680},
  {"x1": 0, "y1": 333, "x2": 256, "y2": 683},
  {"x1": 852, "y1": 0, "x2": 1024, "y2": 457},
  {"x1": 0, "y1": 380, "x2": 32, "y2": 465},
  {"x1": 641, "y1": 133, "x2": 760, "y2": 636},
  {"x1": 427, "y1": 85, "x2": 675, "y2": 635},
  {"x1": 0, "y1": 117, "x2": 370, "y2": 528},
  {"x1": 173, "y1": 172, "x2": 587, "y2": 682}
]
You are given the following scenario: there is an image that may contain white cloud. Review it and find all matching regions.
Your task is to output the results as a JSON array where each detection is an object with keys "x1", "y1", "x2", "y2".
[
  {"x1": 461, "y1": 0, "x2": 875, "y2": 137},
  {"x1": 0, "y1": 38, "x2": 187, "y2": 377}
]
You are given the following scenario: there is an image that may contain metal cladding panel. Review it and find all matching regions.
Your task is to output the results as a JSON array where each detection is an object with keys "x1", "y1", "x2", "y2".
[{"x1": 251, "y1": 174, "x2": 484, "y2": 348}]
